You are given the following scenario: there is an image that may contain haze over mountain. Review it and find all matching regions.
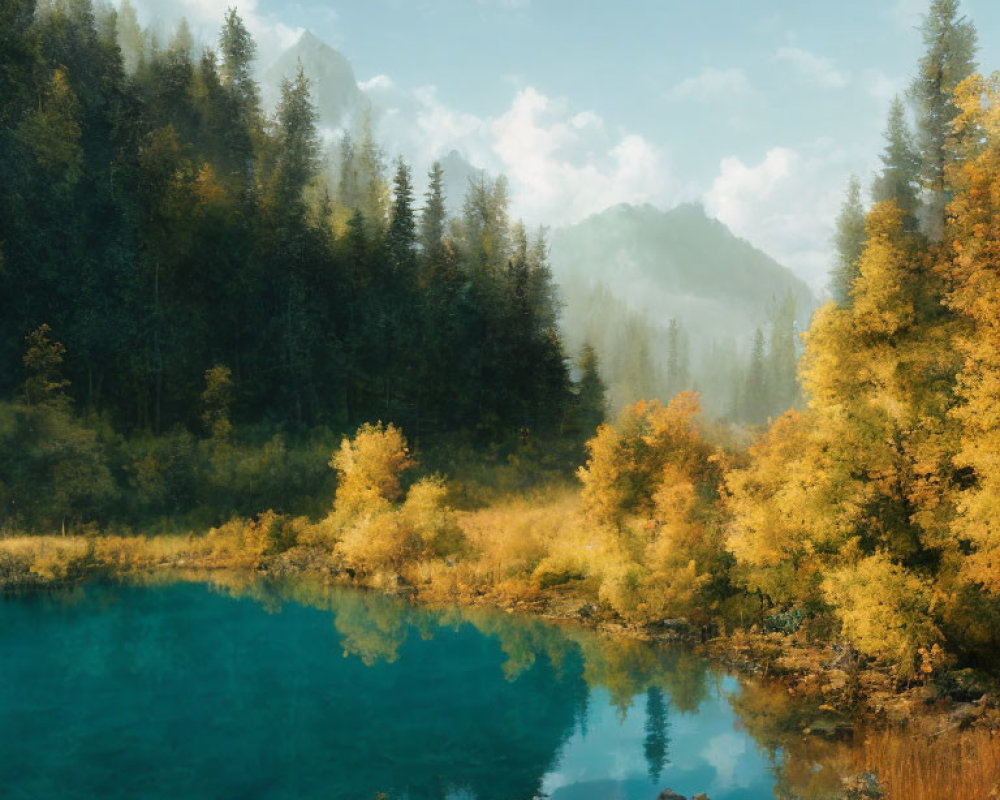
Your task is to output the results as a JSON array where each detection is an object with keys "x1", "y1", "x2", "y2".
[
  {"x1": 259, "y1": 31, "x2": 815, "y2": 418},
  {"x1": 551, "y1": 202, "x2": 814, "y2": 339},
  {"x1": 264, "y1": 31, "x2": 365, "y2": 131},
  {"x1": 551, "y1": 203, "x2": 815, "y2": 415}
]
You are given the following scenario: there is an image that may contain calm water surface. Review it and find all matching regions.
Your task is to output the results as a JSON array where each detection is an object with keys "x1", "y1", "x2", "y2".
[{"x1": 0, "y1": 579, "x2": 786, "y2": 799}]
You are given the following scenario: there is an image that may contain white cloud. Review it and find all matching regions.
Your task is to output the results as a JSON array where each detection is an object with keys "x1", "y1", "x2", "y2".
[
  {"x1": 490, "y1": 87, "x2": 682, "y2": 226},
  {"x1": 668, "y1": 67, "x2": 755, "y2": 101},
  {"x1": 704, "y1": 144, "x2": 863, "y2": 291},
  {"x1": 359, "y1": 75, "x2": 395, "y2": 92},
  {"x1": 775, "y1": 46, "x2": 850, "y2": 89},
  {"x1": 366, "y1": 81, "x2": 684, "y2": 228}
]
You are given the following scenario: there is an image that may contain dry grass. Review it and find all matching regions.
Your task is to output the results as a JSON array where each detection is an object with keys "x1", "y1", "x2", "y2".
[
  {"x1": 456, "y1": 487, "x2": 583, "y2": 585},
  {"x1": 855, "y1": 728, "x2": 1000, "y2": 800},
  {"x1": 0, "y1": 528, "x2": 251, "y2": 585}
]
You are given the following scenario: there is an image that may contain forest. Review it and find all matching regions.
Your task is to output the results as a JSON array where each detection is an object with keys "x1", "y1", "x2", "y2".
[
  {"x1": 0, "y1": 0, "x2": 603, "y2": 529},
  {"x1": 4, "y1": 0, "x2": 1000, "y2": 697}
]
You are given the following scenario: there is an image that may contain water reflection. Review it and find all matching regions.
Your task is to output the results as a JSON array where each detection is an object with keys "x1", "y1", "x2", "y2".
[{"x1": 0, "y1": 577, "x2": 785, "y2": 799}]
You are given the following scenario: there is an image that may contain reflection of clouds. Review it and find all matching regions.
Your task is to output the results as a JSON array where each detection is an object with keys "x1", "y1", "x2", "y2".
[
  {"x1": 701, "y1": 732, "x2": 746, "y2": 790},
  {"x1": 540, "y1": 691, "x2": 650, "y2": 795},
  {"x1": 540, "y1": 681, "x2": 774, "y2": 800}
]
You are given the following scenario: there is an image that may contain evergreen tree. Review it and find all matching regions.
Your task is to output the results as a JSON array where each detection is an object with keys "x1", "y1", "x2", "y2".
[
  {"x1": 419, "y1": 161, "x2": 447, "y2": 271},
  {"x1": 910, "y1": 0, "x2": 977, "y2": 239},
  {"x1": 767, "y1": 295, "x2": 799, "y2": 413},
  {"x1": 830, "y1": 175, "x2": 866, "y2": 307},
  {"x1": 744, "y1": 327, "x2": 768, "y2": 424},
  {"x1": 872, "y1": 96, "x2": 921, "y2": 226},
  {"x1": 576, "y1": 344, "x2": 607, "y2": 435},
  {"x1": 387, "y1": 158, "x2": 417, "y2": 276},
  {"x1": 217, "y1": 8, "x2": 260, "y2": 181},
  {"x1": 269, "y1": 63, "x2": 320, "y2": 213},
  {"x1": 666, "y1": 318, "x2": 690, "y2": 398}
]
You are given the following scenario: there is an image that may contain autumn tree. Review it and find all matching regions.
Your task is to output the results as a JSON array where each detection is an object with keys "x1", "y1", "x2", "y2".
[{"x1": 940, "y1": 74, "x2": 1000, "y2": 598}]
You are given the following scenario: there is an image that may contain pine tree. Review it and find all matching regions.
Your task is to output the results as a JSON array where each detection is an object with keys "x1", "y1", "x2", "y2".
[
  {"x1": 387, "y1": 157, "x2": 416, "y2": 276},
  {"x1": 270, "y1": 63, "x2": 319, "y2": 213},
  {"x1": 576, "y1": 344, "x2": 607, "y2": 434},
  {"x1": 666, "y1": 318, "x2": 690, "y2": 398},
  {"x1": 767, "y1": 295, "x2": 799, "y2": 413},
  {"x1": 217, "y1": 8, "x2": 260, "y2": 181},
  {"x1": 830, "y1": 175, "x2": 866, "y2": 307},
  {"x1": 872, "y1": 96, "x2": 921, "y2": 226},
  {"x1": 744, "y1": 327, "x2": 768, "y2": 424},
  {"x1": 910, "y1": 0, "x2": 977, "y2": 239},
  {"x1": 419, "y1": 161, "x2": 447, "y2": 272}
]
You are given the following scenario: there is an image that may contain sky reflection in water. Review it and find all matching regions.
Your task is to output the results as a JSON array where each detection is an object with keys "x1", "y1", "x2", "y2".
[{"x1": 0, "y1": 579, "x2": 779, "y2": 799}]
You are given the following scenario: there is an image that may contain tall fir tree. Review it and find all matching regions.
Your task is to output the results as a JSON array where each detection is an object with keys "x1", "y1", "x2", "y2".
[
  {"x1": 872, "y1": 96, "x2": 921, "y2": 227},
  {"x1": 830, "y1": 175, "x2": 866, "y2": 307},
  {"x1": 910, "y1": 0, "x2": 977, "y2": 239}
]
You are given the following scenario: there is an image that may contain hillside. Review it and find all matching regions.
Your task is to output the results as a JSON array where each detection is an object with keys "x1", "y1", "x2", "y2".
[
  {"x1": 550, "y1": 202, "x2": 816, "y2": 416},
  {"x1": 550, "y1": 201, "x2": 814, "y2": 338}
]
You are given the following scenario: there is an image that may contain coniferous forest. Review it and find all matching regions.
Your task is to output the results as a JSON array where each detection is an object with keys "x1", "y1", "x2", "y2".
[
  {"x1": 9, "y1": 4, "x2": 1000, "y2": 790},
  {"x1": 0, "y1": 0, "x2": 596, "y2": 530}
]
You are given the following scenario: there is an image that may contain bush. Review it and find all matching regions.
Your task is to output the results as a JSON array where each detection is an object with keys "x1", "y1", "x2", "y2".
[{"x1": 823, "y1": 551, "x2": 942, "y2": 678}]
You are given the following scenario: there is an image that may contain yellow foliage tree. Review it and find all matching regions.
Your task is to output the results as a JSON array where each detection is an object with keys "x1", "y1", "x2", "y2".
[
  {"x1": 941, "y1": 73, "x2": 1000, "y2": 595},
  {"x1": 725, "y1": 410, "x2": 835, "y2": 608},
  {"x1": 578, "y1": 393, "x2": 716, "y2": 526},
  {"x1": 578, "y1": 394, "x2": 724, "y2": 623},
  {"x1": 329, "y1": 423, "x2": 463, "y2": 576},
  {"x1": 797, "y1": 200, "x2": 961, "y2": 564},
  {"x1": 822, "y1": 551, "x2": 942, "y2": 678},
  {"x1": 727, "y1": 197, "x2": 961, "y2": 667},
  {"x1": 330, "y1": 422, "x2": 414, "y2": 519}
]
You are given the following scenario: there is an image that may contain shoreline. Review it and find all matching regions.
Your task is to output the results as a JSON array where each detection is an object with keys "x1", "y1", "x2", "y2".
[{"x1": 3, "y1": 533, "x2": 996, "y2": 741}]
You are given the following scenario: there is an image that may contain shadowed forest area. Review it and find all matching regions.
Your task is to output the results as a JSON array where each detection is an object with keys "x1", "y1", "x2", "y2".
[{"x1": 6, "y1": 5, "x2": 1000, "y2": 781}]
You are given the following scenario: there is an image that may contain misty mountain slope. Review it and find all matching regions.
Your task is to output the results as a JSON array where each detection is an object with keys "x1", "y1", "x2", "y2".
[
  {"x1": 550, "y1": 202, "x2": 814, "y2": 335},
  {"x1": 551, "y1": 202, "x2": 816, "y2": 416},
  {"x1": 264, "y1": 31, "x2": 364, "y2": 129}
]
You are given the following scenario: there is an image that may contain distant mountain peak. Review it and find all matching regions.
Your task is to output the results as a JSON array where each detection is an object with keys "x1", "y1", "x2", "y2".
[
  {"x1": 297, "y1": 29, "x2": 323, "y2": 47},
  {"x1": 549, "y1": 201, "x2": 815, "y2": 330},
  {"x1": 265, "y1": 30, "x2": 361, "y2": 128}
]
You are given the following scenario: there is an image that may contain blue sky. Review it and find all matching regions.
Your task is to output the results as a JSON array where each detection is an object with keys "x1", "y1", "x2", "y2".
[{"x1": 123, "y1": 0, "x2": 1000, "y2": 291}]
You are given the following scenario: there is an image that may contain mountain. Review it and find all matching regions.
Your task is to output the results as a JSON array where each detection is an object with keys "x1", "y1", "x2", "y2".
[
  {"x1": 264, "y1": 31, "x2": 364, "y2": 129},
  {"x1": 438, "y1": 150, "x2": 486, "y2": 217},
  {"x1": 550, "y1": 202, "x2": 814, "y2": 337},
  {"x1": 550, "y1": 202, "x2": 817, "y2": 415}
]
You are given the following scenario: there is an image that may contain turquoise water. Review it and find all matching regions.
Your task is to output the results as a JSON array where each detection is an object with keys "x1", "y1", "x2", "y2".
[{"x1": 0, "y1": 580, "x2": 782, "y2": 799}]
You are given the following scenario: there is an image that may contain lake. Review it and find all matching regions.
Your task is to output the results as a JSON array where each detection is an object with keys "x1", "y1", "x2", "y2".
[{"x1": 0, "y1": 577, "x2": 797, "y2": 800}]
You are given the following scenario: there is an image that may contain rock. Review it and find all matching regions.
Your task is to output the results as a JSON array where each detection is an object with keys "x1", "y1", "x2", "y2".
[
  {"x1": 656, "y1": 792, "x2": 687, "y2": 800},
  {"x1": 650, "y1": 618, "x2": 691, "y2": 634},
  {"x1": 577, "y1": 602, "x2": 597, "y2": 618},
  {"x1": 948, "y1": 701, "x2": 982, "y2": 728}
]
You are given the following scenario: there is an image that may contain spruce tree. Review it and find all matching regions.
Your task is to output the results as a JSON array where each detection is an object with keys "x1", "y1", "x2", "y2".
[
  {"x1": 830, "y1": 176, "x2": 866, "y2": 307},
  {"x1": 910, "y1": 0, "x2": 977, "y2": 239}
]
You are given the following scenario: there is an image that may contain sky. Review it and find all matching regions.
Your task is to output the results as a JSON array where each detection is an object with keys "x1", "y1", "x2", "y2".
[{"x1": 119, "y1": 0, "x2": 1000, "y2": 292}]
